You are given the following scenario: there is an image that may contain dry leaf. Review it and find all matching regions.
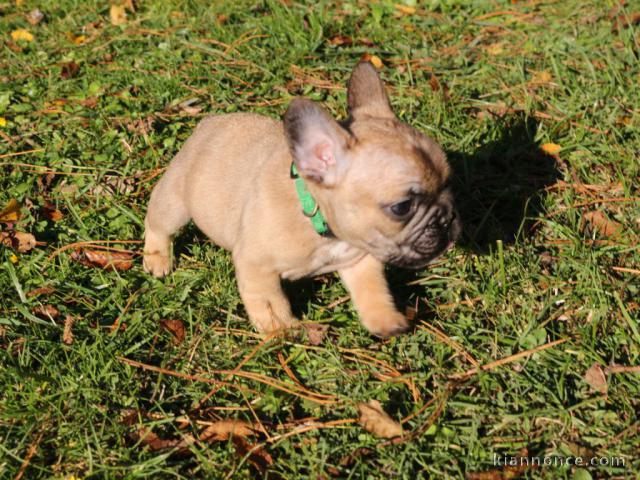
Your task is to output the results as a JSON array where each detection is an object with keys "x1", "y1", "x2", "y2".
[
  {"x1": 110, "y1": 4, "x2": 127, "y2": 25},
  {"x1": 32, "y1": 304, "x2": 60, "y2": 320},
  {"x1": 357, "y1": 400, "x2": 403, "y2": 438},
  {"x1": 61, "y1": 61, "x2": 80, "y2": 79},
  {"x1": 327, "y1": 34, "x2": 353, "y2": 47},
  {"x1": 232, "y1": 435, "x2": 273, "y2": 474},
  {"x1": 26, "y1": 8, "x2": 44, "y2": 25},
  {"x1": 395, "y1": 4, "x2": 416, "y2": 15},
  {"x1": 485, "y1": 42, "x2": 504, "y2": 56},
  {"x1": 361, "y1": 53, "x2": 383, "y2": 69},
  {"x1": 531, "y1": 70, "x2": 552, "y2": 83},
  {"x1": 63, "y1": 314, "x2": 75, "y2": 345},
  {"x1": 303, "y1": 323, "x2": 329, "y2": 345},
  {"x1": 584, "y1": 363, "x2": 608, "y2": 394},
  {"x1": 582, "y1": 211, "x2": 623, "y2": 239},
  {"x1": 71, "y1": 248, "x2": 134, "y2": 271},
  {"x1": 11, "y1": 28, "x2": 34, "y2": 42},
  {"x1": 540, "y1": 143, "x2": 561, "y2": 155},
  {"x1": 160, "y1": 319, "x2": 186, "y2": 345},
  {"x1": 42, "y1": 203, "x2": 63, "y2": 222},
  {"x1": 0, "y1": 199, "x2": 21, "y2": 223},
  {"x1": 1, "y1": 231, "x2": 36, "y2": 252},
  {"x1": 199, "y1": 420, "x2": 257, "y2": 441},
  {"x1": 27, "y1": 286, "x2": 55, "y2": 297}
]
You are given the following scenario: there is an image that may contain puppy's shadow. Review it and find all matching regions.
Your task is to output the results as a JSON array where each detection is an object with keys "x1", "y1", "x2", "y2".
[
  {"x1": 448, "y1": 114, "x2": 562, "y2": 252},
  {"x1": 389, "y1": 114, "x2": 562, "y2": 311}
]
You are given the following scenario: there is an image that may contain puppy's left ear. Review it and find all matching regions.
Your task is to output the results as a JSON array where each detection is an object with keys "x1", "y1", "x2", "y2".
[
  {"x1": 284, "y1": 98, "x2": 352, "y2": 186},
  {"x1": 347, "y1": 61, "x2": 394, "y2": 119}
]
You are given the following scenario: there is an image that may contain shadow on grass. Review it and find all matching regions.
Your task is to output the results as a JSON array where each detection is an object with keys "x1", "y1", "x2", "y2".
[{"x1": 389, "y1": 114, "x2": 562, "y2": 313}]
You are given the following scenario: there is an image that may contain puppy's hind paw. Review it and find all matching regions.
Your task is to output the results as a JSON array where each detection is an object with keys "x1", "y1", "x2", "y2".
[{"x1": 143, "y1": 252, "x2": 172, "y2": 277}]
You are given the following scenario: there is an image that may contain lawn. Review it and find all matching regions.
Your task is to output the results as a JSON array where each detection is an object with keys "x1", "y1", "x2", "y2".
[{"x1": 1, "y1": 0, "x2": 639, "y2": 478}]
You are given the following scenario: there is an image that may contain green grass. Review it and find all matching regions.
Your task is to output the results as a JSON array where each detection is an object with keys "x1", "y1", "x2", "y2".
[{"x1": 1, "y1": 0, "x2": 639, "y2": 478}]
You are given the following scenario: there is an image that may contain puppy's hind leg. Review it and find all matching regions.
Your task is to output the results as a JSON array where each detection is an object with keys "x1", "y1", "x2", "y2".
[{"x1": 143, "y1": 181, "x2": 190, "y2": 277}]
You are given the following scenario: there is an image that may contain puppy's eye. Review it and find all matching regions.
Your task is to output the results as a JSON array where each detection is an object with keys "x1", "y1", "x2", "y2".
[{"x1": 390, "y1": 198, "x2": 414, "y2": 218}]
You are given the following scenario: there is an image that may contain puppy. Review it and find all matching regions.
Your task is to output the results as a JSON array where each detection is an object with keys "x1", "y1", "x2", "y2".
[{"x1": 143, "y1": 61, "x2": 460, "y2": 337}]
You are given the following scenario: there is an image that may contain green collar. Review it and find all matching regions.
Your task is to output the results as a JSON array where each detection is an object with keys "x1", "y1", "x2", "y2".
[{"x1": 290, "y1": 163, "x2": 329, "y2": 235}]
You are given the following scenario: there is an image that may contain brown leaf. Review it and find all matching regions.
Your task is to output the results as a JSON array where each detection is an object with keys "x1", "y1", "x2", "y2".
[
  {"x1": 199, "y1": 420, "x2": 257, "y2": 441},
  {"x1": 232, "y1": 435, "x2": 273, "y2": 474},
  {"x1": 357, "y1": 400, "x2": 403, "y2": 438},
  {"x1": 26, "y1": 286, "x2": 55, "y2": 297},
  {"x1": 109, "y1": 4, "x2": 127, "y2": 25},
  {"x1": 582, "y1": 210, "x2": 623, "y2": 239},
  {"x1": 612, "y1": 11, "x2": 640, "y2": 31},
  {"x1": 63, "y1": 314, "x2": 75, "y2": 345},
  {"x1": 71, "y1": 248, "x2": 134, "y2": 271},
  {"x1": 32, "y1": 304, "x2": 61, "y2": 320},
  {"x1": 395, "y1": 4, "x2": 416, "y2": 15},
  {"x1": 1, "y1": 231, "x2": 36, "y2": 253},
  {"x1": 79, "y1": 96, "x2": 99, "y2": 108},
  {"x1": 42, "y1": 203, "x2": 63, "y2": 222},
  {"x1": 26, "y1": 8, "x2": 44, "y2": 25},
  {"x1": 361, "y1": 53, "x2": 383, "y2": 69},
  {"x1": 540, "y1": 143, "x2": 561, "y2": 155},
  {"x1": 303, "y1": 323, "x2": 329, "y2": 345},
  {"x1": 584, "y1": 362, "x2": 608, "y2": 394},
  {"x1": 327, "y1": 35, "x2": 353, "y2": 47},
  {"x1": 61, "y1": 61, "x2": 80, "y2": 79},
  {"x1": 160, "y1": 319, "x2": 186, "y2": 345},
  {"x1": 0, "y1": 199, "x2": 21, "y2": 223}
]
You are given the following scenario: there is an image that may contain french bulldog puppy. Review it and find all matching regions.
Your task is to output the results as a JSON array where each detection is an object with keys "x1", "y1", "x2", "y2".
[{"x1": 143, "y1": 61, "x2": 460, "y2": 337}]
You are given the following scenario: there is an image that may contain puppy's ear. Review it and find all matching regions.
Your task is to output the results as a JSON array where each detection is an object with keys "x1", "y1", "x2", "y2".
[
  {"x1": 347, "y1": 61, "x2": 394, "y2": 119},
  {"x1": 284, "y1": 98, "x2": 352, "y2": 186}
]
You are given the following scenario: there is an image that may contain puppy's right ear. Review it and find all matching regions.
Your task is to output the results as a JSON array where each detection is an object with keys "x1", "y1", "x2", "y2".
[{"x1": 284, "y1": 98, "x2": 352, "y2": 186}]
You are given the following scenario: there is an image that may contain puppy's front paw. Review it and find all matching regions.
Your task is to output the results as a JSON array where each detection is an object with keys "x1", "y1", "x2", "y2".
[
  {"x1": 143, "y1": 252, "x2": 172, "y2": 277},
  {"x1": 361, "y1": 310, "x2": 408, "y2": 338}
]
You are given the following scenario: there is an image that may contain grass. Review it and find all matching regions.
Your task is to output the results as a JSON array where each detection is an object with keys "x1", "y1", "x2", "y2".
[{"x1": 1, "y1": 0, "x2": 639, "y2": 478}]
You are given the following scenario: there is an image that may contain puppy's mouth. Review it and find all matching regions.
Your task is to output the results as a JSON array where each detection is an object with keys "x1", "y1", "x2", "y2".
[{"x1": 386, "y1": 206, "x2": 461, "y2": 269}]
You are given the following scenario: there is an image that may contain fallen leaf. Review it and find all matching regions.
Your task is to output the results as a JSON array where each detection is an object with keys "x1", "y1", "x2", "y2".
[
  {"x1": 42, "y1": 203, "x2": 63, "y2": 222},
  {"x1": 361, "y1": 53, "x2": 383, "y2": 69},
  {"x1": 63, "y1": 314, "x2": 75, "y2": 345},
  {"x1": 485, "y1": 42, "x2": 504, "y2": 56},
  {"x1": 582, "y1": 211, "x2": 623, "y2": 239},
  {"x1": 110, "y1": 4, "x2": 127, "y2": 26},
  {"x1": 160, "y1": 319, "x2": 186, "y2": 345},
  {"x1": 232, "y1": 435, "x2": 273, "y2": 475},
  {"x1": 303, "y1": 323, "x2": 329, "y2": 345},
  {"x1": 9, "y1": 253, "x2": 19, "y2": 264},
  {"x1": 61, "y1": 61, "x2": 80, "y2": 79},
  {"x1": 327, "y1": 34, "x2": 353, "y2": 47},
  {"x1": 26, "y1": 286, "x2": 55, "y2": 297},
  {"x1": 26, "y1": 8, "x2": 44, "y2": 25},
  {"x1": 32, "y1": 304, "x2": 60, "y2": 320},
  {"x1": 0, "y1": 199, "x2": 21, "y2": 222},
  {"x1": 357, "y1": 400, "x2": 403, "y2": 438},
  {"x1": 0, "y1": 231, "x2": 36, "y2": 252},
  {"x1": 199, "y1": 420, "x2": 257, "y2": 441},
  {"x1": 584, "y1": 362, "x2": 608, "y2": 394},
  {"x1": 0, "y1": 117, "x2": 6, "y2": 128},
  {"x1": 531, "y1": 70, "x2": 552, "y2": 83},
  {"x1": 11, "y1": 28, "x2": 34, "y2": 42},
  {"x1": 540, "y1": 142, "x2": 561, "y2": 155},
  {"x1": 395, "y1": 4, "x2": 416, "y2": 15},
  {"x1": 70, "y1": 248, "x2": 134, "y2": 271}
]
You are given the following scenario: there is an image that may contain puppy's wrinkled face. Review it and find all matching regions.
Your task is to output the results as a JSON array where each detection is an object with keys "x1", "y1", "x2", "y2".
[{"x1": 284, "y1": 62, "x2": 461, "y2": 268}]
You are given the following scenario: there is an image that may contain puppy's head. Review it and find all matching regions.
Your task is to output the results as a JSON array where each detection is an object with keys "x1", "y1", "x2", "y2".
[{"x1": 284, "y1": 61, "x2": 461, "y2": 268}]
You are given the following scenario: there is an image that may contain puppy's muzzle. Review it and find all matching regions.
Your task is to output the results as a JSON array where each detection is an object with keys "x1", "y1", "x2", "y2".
[{"x1": 390, "y1": 198, "x2": 461, "y2": 269}]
